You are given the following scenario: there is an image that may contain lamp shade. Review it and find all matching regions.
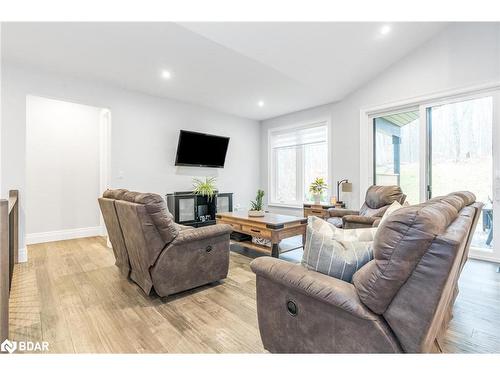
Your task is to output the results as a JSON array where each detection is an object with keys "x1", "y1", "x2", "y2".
[{"x1": 341, "y1": 182, "x2": 353, "y2": 192}]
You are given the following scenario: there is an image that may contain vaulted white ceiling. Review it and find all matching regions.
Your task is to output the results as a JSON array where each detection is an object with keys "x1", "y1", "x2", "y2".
[{"x1": 2, "y1": 22, "x2": 448, "y2": 120}]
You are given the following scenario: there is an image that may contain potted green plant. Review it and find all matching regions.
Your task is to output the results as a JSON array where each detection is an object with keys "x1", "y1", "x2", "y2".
[
  {"x1": 309, "y1": 177, "x2": 328, "y2": 204},
  {"x1": 192, "y1": 177, "x2": 217, "y2": 200},
  {"x1": 249, "y1": 189, "x2": 265, "y2": 217}
]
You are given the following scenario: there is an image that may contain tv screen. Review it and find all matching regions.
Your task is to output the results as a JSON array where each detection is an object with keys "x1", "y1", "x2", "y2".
[{"x1": 175, "y1": 130, "x2": 230, "y2": 168}]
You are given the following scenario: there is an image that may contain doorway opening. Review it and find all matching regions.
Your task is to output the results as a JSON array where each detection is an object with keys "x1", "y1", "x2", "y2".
[{"x1": 26, "y1": 95, "x2": 111, "y2": 245}]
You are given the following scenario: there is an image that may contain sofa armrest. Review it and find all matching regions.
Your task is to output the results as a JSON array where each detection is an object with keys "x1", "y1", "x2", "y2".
[
  {"x1": 250, "y1": 257, "x2": 378, "y2": 321},
  {"x1": 327, "y1": 208, "x2": 359, "y2": 217},
  {"x1": 342, "y1": 215, "x2": 377, "y2": 229},
  {"x1": 172, "y1": 224, "x2": 232, "y2": 245}
]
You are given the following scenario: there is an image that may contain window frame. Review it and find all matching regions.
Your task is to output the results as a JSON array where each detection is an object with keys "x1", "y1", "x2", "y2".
[{"x1": 268, "y1": 120, "x2": 331, "y2": 208}]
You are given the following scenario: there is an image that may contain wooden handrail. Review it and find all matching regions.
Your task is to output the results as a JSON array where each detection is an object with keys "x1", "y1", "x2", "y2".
[
  {"x1": 8, "y1": 190, "x2": 18, "y2": 214},
  {"x1": 8, "y1": 190, "x2": 19, "y2": 276},
  {"x1": 0, "y1": 199, "x2": 8, "y2": 343},
  {"x1": 1, "y1": 190, "x2": 19, "y2": 343}
]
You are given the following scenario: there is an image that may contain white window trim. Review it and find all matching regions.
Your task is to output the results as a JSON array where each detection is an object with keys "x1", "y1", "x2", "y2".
[{"x1": 268, "y1": 119, "x2": 331, "y2": 208}]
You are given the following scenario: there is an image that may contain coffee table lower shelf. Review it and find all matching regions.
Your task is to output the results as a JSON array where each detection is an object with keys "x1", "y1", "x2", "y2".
[{"x1": 230, "y1": 239, "x2": 303, "y2": 256}]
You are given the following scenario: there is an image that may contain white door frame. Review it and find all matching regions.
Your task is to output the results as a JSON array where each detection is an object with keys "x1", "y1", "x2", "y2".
[
  {"x1": 360, "y1": 81, "x2": 500, "y2": 263},
  {"x1": 99, "y1": 108, "x2": 112, "y2": 235}
]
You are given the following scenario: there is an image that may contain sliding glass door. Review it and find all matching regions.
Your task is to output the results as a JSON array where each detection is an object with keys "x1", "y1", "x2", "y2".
[
  {"x1": 371, "y1": 90, "x2": 500, "y2": 261},
  {"x1": 428, "y1": 96, "x2": 495, "y2": 253}
]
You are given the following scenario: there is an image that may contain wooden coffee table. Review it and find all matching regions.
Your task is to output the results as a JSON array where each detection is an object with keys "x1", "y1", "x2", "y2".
[{"x1": 216, "y1": 212, "x2": 307, "y2": 258}]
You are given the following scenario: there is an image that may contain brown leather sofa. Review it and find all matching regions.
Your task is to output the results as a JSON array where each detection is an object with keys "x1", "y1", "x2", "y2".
[
  {"x1": 251, "y1": 191, "x2": 482, "y2": 353},
  {"x1": 98, "y1": 189, "x2": 232, "y2": 297},
  {"x1": 327, "y1": 185, "x2": 406, "y2": 229}
]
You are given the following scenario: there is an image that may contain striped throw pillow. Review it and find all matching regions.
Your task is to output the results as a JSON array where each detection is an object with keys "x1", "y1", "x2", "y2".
[{"x1": 302, "y1": 216, "x2": 374, "y2": 282}]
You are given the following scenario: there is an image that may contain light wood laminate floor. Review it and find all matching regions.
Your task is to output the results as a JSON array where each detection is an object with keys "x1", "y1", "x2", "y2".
[{"x1": 8, "y1": 236, "x2": 500, "y2": 353}]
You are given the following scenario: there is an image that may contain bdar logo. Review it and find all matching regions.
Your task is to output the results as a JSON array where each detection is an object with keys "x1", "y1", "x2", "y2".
[
  {"x1": 1, "y1": 339, "x2": 48, "y2": 353},
  {"x1": 1, "y1": 339, "x2": 17, "y2": 353}
]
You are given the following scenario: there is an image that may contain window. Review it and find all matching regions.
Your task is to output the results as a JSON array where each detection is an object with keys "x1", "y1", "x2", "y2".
[{"x1": 270, "y1": 122, "x2": 329, "y2": 206}]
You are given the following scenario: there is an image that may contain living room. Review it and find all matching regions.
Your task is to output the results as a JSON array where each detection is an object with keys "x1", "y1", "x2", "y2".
[{"x1": 0, "y1": 1, "x2": 499, "y2": 372}]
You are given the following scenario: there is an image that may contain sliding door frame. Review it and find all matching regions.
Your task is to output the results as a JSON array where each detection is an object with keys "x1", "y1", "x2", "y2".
[{"x1": 360, "y1": 81, "x2": 500, "y2": 263}]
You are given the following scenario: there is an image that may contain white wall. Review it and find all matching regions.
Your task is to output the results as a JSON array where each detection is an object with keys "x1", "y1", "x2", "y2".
[
  {"x1": 261, "y1": 23, "x2": 500, "y2": 215},
  {"x1": 1, "y1": 63, "x2": 260, "y2": 260},
  {"x1": 26, "y1": 96, "x2": 102, "y2": 240}
]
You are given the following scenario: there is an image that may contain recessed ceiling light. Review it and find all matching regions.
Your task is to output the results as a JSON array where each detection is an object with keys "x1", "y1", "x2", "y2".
[
  {"x1": 258, "y1": 100, "x2": 264, "y2": 107},
  {"x1": 380, "y1": 25, "x2": 391, "y2": 36},
  {"x1": 161, "y1": 70, "x2": 172, "y2": 79}
]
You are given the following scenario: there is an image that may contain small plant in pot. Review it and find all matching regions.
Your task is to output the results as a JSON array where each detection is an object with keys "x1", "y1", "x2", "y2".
[
  {"x1": 248, "y1": 189, "x2": 265, "y2": 217},
  {"x1": 192, "y1": 177, "x2": 217, "y2": 200},
  {"x1": 309, "y1": 177, "x2": 328, "y2": 204}
]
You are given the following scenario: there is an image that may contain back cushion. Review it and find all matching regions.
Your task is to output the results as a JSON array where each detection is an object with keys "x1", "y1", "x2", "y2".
[
  {"x1": 121, "y1": 191, "x2": 179, "y2": 244},
  {"x1": 352, "y1": 199, "x2": 461, "y2": 314},
  {"x1": 364, "y1": 185, "x2": 404, "y2": 209},
  {"x1": 453, "y1": 191, "x2": 476, "y2": 206},
  {"x1": 103, "y1": 188, "x2": 129, "y2": 200}
]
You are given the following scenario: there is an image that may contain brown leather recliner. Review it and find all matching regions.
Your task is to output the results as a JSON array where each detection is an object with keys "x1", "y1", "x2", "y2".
[
  {"x1": 251, "y1": 191, "x2": 482, "y2": 353},
  {"x1": 327, "y1": 185, "x2": 406, "y2": 229},
  {"x1": 98, "y1": 189, "x2": 232, "y2": 297},
  {"x1": 98, "y1": 189, "x2": 131, "y2": 277}
]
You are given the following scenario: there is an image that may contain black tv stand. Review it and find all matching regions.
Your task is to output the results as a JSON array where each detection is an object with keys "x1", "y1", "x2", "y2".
[{"x1": 166, "y1": 191, "x2": 233, "y2": 228}]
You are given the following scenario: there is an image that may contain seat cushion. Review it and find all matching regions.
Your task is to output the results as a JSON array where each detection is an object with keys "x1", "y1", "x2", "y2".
[
  {"x1": 326, "y1": 216, "x2": 343, "y2": 227},
  {"x1": 302, "y1": 217, "x2": 374, "y2": 282}
]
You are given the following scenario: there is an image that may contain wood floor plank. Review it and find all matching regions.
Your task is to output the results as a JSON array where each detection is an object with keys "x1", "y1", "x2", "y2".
[{"x1": 8, "y1": 236, "x2": 500, "y2": 353}]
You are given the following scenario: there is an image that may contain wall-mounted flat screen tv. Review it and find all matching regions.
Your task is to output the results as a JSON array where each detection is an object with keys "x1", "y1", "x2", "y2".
[{"x1": 175, "y1": 130, "x2": 230, "y2": 168}]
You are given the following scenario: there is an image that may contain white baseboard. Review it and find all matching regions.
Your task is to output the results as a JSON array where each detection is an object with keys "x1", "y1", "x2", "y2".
[
  {"x1": 26, "y1": 226, "x2": 104, "y2": 245},
  {"x1": 18, "y1": 247, "x2": 28, "y2": 263}
]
